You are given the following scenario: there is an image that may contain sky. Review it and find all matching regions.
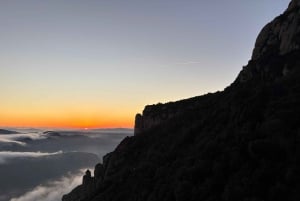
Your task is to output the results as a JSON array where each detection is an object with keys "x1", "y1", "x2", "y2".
[{"x1": 0, "y1": 0, "x2": 291, "y2": 129}]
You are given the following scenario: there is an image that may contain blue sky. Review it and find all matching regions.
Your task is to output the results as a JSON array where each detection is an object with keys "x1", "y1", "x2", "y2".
[{"x1": 0, "y1": 0, "x2": 291, "y2": 128}]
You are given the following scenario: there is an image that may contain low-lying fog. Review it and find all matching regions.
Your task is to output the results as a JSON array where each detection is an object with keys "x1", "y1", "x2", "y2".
[{"x1": 0, "y1": 128, "x2": 133, "y2": 201}]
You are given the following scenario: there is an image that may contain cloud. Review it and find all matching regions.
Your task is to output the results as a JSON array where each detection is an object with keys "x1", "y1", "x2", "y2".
[
  {"x1": 0, "y1": 151, "x2": 63, "y2": 164},
  {"x1": 10, "y1": 170, "x2": 84, "y2": 201},
  {"x1": 4, "y1": 133, "x2": 47, "y2": 141},
  {"x1": 0, "y1": 139, "x2": 26, "y2": 146},
  {"x1": 0, "y1": 133, "x2": 47, "y2": 146}
]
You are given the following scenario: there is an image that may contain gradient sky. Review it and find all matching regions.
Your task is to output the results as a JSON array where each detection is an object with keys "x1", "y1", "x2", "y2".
[{"x1": 0, "y1": 0, "x2": 291, "y2": 128}]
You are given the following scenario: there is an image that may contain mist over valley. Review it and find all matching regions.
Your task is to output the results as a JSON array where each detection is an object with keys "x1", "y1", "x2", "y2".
[{"x1": 0, "y1": 128, "x2": 132, "y2": 201}]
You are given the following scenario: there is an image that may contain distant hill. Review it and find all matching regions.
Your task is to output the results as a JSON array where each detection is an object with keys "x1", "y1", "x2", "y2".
[
  {"x1": 63, "y1": 1, "x2": 300, "y2": 201},
  {"x1": 88, "y1": 128, "x2": 134, "y2": 133},
  {"x1": 0, "y1": 129, "x2": 19, "y2": 134},
  {"x1": 43, "y1": 131, "x2": 62, "y2": 137}
]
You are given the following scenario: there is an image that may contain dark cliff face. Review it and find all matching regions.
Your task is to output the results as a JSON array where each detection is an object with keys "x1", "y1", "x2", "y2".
[
  {"x1": 63, "y1": 1, "x2": 300, "y2": 201},
  {"x1": 252, "y1": 0, "x2": 300, "y2": 61},
  {"x1": 237, "y1": 0, "x2": 300, "y2": 84}
]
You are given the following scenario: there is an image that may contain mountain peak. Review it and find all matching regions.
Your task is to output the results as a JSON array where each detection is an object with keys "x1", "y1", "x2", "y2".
[
  {"x1": 252, "y1": 1, "x2": 300, "y2": 61},
  {"x1": 235, "y1": 0, "x2": 300, "y2": 84},
  {"x1": 287, "y1": 0, "x2": 300, "y2": 11}
]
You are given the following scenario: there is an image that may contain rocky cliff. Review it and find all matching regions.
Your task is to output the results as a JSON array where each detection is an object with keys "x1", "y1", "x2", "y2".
[
  {"x1": 134, "y1": 96, "x2": 214, "y2": 136},
  {"x1": 63, "y1": 1, "x2": 300, "y2": 201},
  {"x1": 238, "y1": 0, "x2": 300, "y2": 83}
]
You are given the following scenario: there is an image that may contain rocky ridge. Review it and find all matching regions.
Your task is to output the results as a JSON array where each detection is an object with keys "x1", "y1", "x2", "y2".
[{"x1": 63, "y1": 1, "x2": 300, "y2": 201}]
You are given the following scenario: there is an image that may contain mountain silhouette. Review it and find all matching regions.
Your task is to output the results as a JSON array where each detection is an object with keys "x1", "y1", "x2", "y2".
[{"x1": 63, "y1": 1, "x2": 300, "y2": 201}]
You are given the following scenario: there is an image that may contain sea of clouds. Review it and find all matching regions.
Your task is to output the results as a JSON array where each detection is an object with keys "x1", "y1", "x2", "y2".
[
  {"x1": 0, "y1": 151, "x2": 63, "y2": 164},
  {"x1": 0, "y1": 133, "x2": 46, "y2": 147},
  {"x1": 0, "y1": 128, "x2": 132, "y2": 201}
]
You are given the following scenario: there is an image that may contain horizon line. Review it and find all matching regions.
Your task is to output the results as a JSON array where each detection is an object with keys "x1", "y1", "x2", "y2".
[{"x1": 0, "y1": 126, "x2": 134, "y2": 130}]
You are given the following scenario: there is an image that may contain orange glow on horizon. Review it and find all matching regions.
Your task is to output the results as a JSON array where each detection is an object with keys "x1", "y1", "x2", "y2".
[
  {"x1": 0, "y1": 120, "x2": 134, "y2": 129},
  {"x1": 0, "y1": 113, "x2": 134, "y2": 129},
  {"x1": 0, "y1": 99, "x2": 138, "y2": 129}
]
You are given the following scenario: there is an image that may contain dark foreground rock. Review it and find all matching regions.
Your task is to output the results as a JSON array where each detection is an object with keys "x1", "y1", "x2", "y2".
[
  {"x1": 62, "y1": 163, "x2": 105, "y2": 201},
  {"x1": 63, "y1": 1, "x2": 300, "y2": 201}
]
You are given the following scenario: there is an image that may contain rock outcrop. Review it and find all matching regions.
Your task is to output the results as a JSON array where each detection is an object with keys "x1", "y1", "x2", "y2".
[
  {"x1": 134, "y1": 95, "x2": 219, "y2": 135},
  {"x1": 62, "y1": 164, "x2": 104, "y2": 201},
  {"x1": 252, "y1": 0, "x2": 300, "y2": 60},
  {"x1": 63, "y1": 1, "x2": 300, "y2": 201},
  {"x1": 134, "y1": 103, "x2": 183, "y2": 136},
  {"x1": 237, "y1": 0, "x2": 300, "y2": 83}
]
